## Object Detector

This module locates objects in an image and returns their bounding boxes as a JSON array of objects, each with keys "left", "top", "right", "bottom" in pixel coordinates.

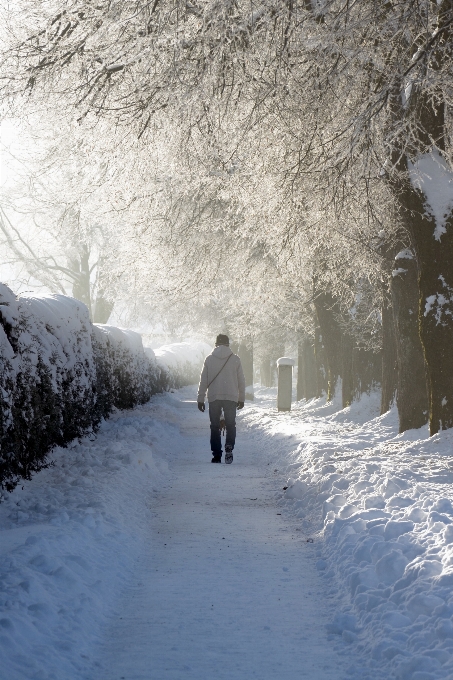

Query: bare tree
[{"left": 0, "top": 118, "right": 117, "bottom": 321}]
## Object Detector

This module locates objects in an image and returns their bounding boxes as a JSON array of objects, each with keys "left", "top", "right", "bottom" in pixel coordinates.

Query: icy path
[{"left": 91, "top": 390, "right": 346, "bottom": 680}]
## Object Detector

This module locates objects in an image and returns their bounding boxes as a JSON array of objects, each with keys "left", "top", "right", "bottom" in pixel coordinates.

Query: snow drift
[{"left": 245, "top": 389, "right": 453, "bottom": 679}]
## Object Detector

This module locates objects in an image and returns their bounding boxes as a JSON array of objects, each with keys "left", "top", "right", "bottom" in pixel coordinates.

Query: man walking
[{"left": 197, "top": 334, "right": 245, "bottom": 464}]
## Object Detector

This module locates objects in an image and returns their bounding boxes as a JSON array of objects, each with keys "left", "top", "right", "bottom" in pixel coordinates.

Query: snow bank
[
  {"left": 0, "top": 284, "right": 207, "bottom": 494},
  {"left": 247, "top": 390, "right": 453, "bottom": 678}
]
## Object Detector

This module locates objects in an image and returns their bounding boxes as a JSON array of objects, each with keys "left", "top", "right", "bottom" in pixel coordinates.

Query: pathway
[{"left": 91, "top": 392, "right": 347, "bottom": 680}]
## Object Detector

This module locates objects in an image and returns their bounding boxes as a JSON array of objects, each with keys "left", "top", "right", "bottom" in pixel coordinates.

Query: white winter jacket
[{"left": 197, "top": 345, "right": 246, "bottom": 404}]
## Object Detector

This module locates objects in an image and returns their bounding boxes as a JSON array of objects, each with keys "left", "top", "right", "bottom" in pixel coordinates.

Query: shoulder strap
[{"left": 207, "top": 352, "right": 233, "bottom": 389}]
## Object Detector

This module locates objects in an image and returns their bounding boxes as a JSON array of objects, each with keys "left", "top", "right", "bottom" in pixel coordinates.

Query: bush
[
  {"left": 0, "top": 286, "right": 97, "bottom": 492},
  {"left": 0, "top": 285, "right": 209, "bottom": 495}
]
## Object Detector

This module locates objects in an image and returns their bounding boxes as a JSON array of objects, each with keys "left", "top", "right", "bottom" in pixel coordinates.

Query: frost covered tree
[
  {"left": 0, "top": 118, "right": 118, "bottom": 322},
  {"left": 2, "top": 0, "right": 453, "bottom": 434}
]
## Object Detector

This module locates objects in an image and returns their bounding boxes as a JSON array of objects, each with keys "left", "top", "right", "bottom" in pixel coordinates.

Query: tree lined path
[
  {"left": 3, "top": 2, "right": 453, "bottom": 437},
  {"left": 90, "top": 393, "right": 346, "bottom": 680}
]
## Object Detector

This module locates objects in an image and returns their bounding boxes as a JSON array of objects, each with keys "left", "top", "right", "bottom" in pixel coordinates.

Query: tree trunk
[
  {"left": 399, "top": 180, "right": 453, "bottom": 434},
  {"left": 93, "top": 296, "right": 114, "bottom": 324},
  {"left": 314, "top": 292, "right": 342, "bottom": 401},
  {"left": 388, "top": 41, "right": 453, "bottom": 433},
  {"left": 93, "top": 259, "right": 114, "bottom": 323},
  {"left": 297, "top": 337, "right": 317, "bottom": 401},
  {"left": 303, "top": 337, "right": 318, "bottom": 399},
  {"left": 341, "top": 334, "right": 354, "bottom": 408},
  {"left": 391, "top": 250, "right": 428, "bottom": 432},
  {"left": 271, "top": 343, "right": 285, "bottom": 387},
  {"left": 313, "top": 325, "right": 327, "bottom": 397},
  {"left": 353, "top": 348, "right": 381, "bottom": 401},
  {"left": 70, "top": 245, "right": 92, "bottom": 318},
  {"left": 297, "top": 340, "right": 305, "bottom": 401},
  {"left": 380, "top": 296, "right": 397, "bottom": 415},
  {"left": 260, "top": 357, "right": 272, "bottom": 387},
  {"left": 238, "top": 340, "right": 254, "bottom": 400}
]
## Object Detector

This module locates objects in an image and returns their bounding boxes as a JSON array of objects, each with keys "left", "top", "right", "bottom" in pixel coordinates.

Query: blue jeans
[{"left": 209, "top": 400, "right": 237, "bottom": 454}]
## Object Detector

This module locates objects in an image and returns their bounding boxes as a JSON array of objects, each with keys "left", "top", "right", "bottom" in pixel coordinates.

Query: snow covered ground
[
  {"left": 0, "top": 403, "right": 169, "bottom": 680},
  {"left": 252, "top": 389, "right": 453, "bottom": 680},
  {"left": 2, "top": 385, "right": 453, "bottom": 679}
]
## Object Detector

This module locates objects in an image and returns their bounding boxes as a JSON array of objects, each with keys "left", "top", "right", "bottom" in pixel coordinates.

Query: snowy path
[
  {"left": 91, "top": 392, "right": 345, "bottom": 680},
  {"left": 5, "top": 385, "right": 453, "bottom": 679}
]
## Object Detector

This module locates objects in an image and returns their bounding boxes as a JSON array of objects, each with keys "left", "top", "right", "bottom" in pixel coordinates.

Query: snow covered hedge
[
  {"left": 92, "top": 325, "right": 160, "bottom": 418},
  {"left": 152, "top": 342, "right": 211, "bottom": 389},
  {"left": 0, "top": 285, "right": 208, "bottom": 494}
]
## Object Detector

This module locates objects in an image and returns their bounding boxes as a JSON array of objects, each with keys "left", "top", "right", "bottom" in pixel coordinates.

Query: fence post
[{"left": 277, "top": 357, "right": 295, "bottom": 411}]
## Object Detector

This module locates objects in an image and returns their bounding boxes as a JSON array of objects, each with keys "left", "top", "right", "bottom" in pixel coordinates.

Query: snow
[
  {"left": 0, "top": 286, "right": 99, "bottom": 492},
  {"left": 3, "top": 383, "right": 453, "bottom": 678},
  {"left": 93, "top": 323, "right": 162, "bottom": 408},
  {"left": 153, "top": 341, "right": 210, "bottom": 372},
  {"left": 247, "top": 389, "right": 453, "bottom": 679},
  {"left": 0, "top": 286, "right": 95, "bottom": 395},
  {"left": 276, "top": 357, "right": 296, "bottom": 367},
  {"left": 0, "top": 387, "right": 346, "bottom": 680},
  {"left": 392, "top": 268, "right": 408, "bottom": 278},
  {"left": 407, "top": 149, "right": 453, "bottom": 241},
  {"left": 402, "top": 79, "right": 413, "bottom": 109},
  {"left": 0, "top": 406, "right": 168, "bottom": 680},
  {"left": 423, "top": 276, "right": 453, "bottom": 325},
  {"left": 395, "top": 250, "right": 414, "bottom": 261}
]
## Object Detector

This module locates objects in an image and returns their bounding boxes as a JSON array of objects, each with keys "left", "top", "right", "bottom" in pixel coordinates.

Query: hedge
[{"left": 0, "top": 284, "right": 208, "bottom": 494}]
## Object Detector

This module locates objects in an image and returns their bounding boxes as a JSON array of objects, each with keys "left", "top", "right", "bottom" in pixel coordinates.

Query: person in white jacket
[{"left": 197, "top": 334, "right": 245, "bottom": 464}]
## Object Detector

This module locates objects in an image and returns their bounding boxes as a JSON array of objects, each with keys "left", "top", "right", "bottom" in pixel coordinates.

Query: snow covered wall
[{"left": 0, "top": 285, "right": 208, "bottom": 494}]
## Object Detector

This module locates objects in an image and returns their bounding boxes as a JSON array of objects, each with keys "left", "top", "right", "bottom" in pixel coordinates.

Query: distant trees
[
  {"left": 2, "top": 1, "right": 453, "bottom": 434},
  {"left": 0, "top": 118, "right": 117, "bottom": 322}
]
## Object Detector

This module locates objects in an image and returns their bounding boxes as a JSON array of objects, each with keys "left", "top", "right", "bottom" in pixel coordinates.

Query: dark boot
[{"left": 225, "top": 445, "right": 233, "bottom": 465}]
